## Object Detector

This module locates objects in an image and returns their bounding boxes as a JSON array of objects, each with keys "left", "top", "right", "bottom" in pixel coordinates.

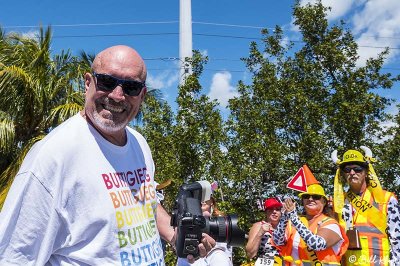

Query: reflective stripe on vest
[
  {"left": 343, "top": 189, "right": 392, "bottom": 266},
  {"left": 280, "top": 214, "right": 348, "bottom": 265}
]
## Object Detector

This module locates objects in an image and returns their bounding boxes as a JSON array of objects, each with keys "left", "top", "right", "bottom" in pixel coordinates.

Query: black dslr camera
[{"left": 170, "top": 181, "right": 245, "bottom": 258}]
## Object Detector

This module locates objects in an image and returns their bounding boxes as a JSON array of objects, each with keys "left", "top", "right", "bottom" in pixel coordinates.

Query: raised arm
[
  {"left": 246, "top": 221, "right": 271, "bottom": 259},
  {"left": 283, "top": 198, "right": 341, "bottom": 251}
]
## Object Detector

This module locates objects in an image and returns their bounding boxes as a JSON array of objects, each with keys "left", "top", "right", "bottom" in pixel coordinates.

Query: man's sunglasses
[
  {"left": 93, "top": 72, "right": 146, "bottom": 96},
  {"left": 342, "top": 166, "right": 365, "bottom": 173},
  {"left": 301, "top": 194, "right": 323, "bottom": 200}
]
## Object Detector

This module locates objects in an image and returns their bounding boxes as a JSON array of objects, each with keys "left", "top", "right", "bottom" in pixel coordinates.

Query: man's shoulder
[
  {"left": 126, "top": 126, "right": 144, "bottom": 139},
  {"left": 22, "top": 114, "right": 87, "bottom": 164},
  {"left": 374, "top": 189, "right": 397, "bottom": 203},
  {"left": 126, "top": 126, "right": 150, "bottom": 147}
]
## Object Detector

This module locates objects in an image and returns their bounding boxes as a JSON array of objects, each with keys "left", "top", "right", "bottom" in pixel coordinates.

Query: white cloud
[
  {"left": 351, "top": 0, "right": 400, "bottom": 66},
  {"left": 290, "top": 0, "right": 356, "bottom": 32},
  {"left": 22, "top": 30, "right": 39, "bottom": 39},
  {"left": 299, "top": 0, "right": 357, "bottom": 20},
  {"left": 294, "top": 1, "right": 400, "bottom": 68},
  {"left": 146, "top": 70, "right": 179, "bottom": 94},
  {"left": 199, "top": 49, "right": 208, "bottom": 57},
  {"left": 208, "top": 71, "right": 238, "bottom": 108},
  {"left": 376, "top": 104, "right": 399, "bottom": 143},
  {"left": 8, "top": 30, "right": 38, "bottom": 39}
]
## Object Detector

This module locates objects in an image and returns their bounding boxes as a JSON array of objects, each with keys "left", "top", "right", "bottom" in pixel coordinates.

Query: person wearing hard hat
[
  {"left": 245, "top": 197, "right": 283, "bottom": 265},
  {"left": 273, "top": 165, "right": 349, "bottom": 266},
  {"left": 331, "top": 147, "right": 400, "bottom": 266}
]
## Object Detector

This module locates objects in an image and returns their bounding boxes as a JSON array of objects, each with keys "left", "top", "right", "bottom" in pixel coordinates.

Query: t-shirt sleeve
[
  {"left": 206, "top": 248, "right": 233, "bottom": 265},
  {"left": 322, "top": 223, "right": 344, "bottom": 255},
  {"left": 0, "top": 172, "right": 64, "bottom": 265}
]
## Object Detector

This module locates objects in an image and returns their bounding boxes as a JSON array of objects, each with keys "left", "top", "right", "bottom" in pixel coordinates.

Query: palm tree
[{"left": 0, "top": 26, "right": 87, "bottom": 207}]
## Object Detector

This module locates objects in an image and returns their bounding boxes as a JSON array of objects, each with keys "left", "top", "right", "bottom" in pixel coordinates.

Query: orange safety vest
[
  {"left": 342, "top": 189, "right": 393, "bottom": 266},
  {"left": 280, "top": 214, "right": 348, "bottom": 266}
]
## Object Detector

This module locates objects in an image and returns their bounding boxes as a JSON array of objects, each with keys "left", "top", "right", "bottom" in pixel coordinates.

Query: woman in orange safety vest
[{"left": 273, "top": 183, "right": 349, "bottom": 266}]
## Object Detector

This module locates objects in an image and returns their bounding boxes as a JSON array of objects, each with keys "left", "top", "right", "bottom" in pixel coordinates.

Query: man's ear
[
  {"left": 84, "top": 73, "right": 92, "bottom": 93},
  {"left": 140, "top": 86, "right": 147, "bottom": 101}
]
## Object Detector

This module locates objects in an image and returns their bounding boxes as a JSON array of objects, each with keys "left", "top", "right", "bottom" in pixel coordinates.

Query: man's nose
[{"left": 108, "top": 84, "right": 125, "bottom": 101}]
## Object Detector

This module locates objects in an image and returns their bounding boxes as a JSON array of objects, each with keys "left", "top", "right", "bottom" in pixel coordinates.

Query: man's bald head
[
  {"left": 92, "top": 45, "right": 147, "bottom": 82},
  {"left": 83, "top": 45, "right": 148, "bottom": 145}
]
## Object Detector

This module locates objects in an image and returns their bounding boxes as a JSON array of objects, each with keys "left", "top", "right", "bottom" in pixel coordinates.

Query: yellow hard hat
[
  {"left": 298, "top": 184, "right": 327, "bottom": 200},
  {"left": 339, "top": 150, "right": 367, "bottom": 166}
]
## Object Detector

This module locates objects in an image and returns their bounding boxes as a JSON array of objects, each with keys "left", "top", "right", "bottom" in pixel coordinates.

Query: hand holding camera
[{"left": 170, "top": 181, "right": 246, "bottom": 258}]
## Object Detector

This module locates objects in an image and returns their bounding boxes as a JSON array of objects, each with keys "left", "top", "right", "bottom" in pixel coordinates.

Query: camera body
[{"left": 170, "top": 181, "right": 245, "bottom": 258}]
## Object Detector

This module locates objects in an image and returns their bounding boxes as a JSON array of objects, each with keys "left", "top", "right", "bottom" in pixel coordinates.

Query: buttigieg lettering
[
  {"left": 110, "top": 185, "right": 156, "bottom": 209},
  {"left": 102, "top": 168, "right": 151, "bottom": 190}
]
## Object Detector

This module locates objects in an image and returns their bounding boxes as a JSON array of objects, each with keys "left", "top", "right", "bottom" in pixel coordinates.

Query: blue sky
[{"left": 1, "top": 0, "right": 400, "bottom": 117}]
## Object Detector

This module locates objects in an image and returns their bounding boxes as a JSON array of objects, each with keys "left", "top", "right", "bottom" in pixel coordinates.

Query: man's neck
[
  {"left": 350, "top": 183, "right": 367, "bottom": 195},
  {"left": 80, "top": 110, "right": 127, "bottom": 146}
]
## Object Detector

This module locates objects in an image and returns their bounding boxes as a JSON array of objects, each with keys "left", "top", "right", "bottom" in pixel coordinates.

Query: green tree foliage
[
  {"left": 0, "top": 27, "right": 87, "bottom": 206},
  {"left": 140, "top": 51, "right": 228, "bottom": 263},
  {"left": 140, "top": 94, "right": 179, "bottom": 206},
  {"left": 173, "top": 51, "right": 227, "bottom": 186},
  {"left": 226, "top": 0, "right": 398, "bottom": 229},
  {"left": 141, "top": 51, "right": 229, "bottom": 207},
  {"left": 376, "top": 105, "right": 400, "bottom": 195}
]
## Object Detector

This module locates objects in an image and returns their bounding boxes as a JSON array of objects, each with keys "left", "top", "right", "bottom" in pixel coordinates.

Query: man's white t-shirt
[
  {"left": 0, "top": 114, "right": 164, "bottom": 265},
  {"left": 176, "top": 242, "right": 232, "bottom": 266}
]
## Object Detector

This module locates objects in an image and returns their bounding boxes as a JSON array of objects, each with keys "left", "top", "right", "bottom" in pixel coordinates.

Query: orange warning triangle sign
[
  {"left": 302, "top": 164, "right": 319, "bottom": 185},
  {"left": 287, "top": 167, "right": 307, "bottom": 192}
]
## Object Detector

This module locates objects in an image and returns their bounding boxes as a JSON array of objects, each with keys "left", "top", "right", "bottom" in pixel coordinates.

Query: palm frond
[
  {"left": 0, "top": 112, "right": 15, "bottom": 153},
  {"left": 46, "top": 103, "right": 83, "bottom": 126},
  {"left": 0, "top": 134, "right": 45, "bottom": 210}
]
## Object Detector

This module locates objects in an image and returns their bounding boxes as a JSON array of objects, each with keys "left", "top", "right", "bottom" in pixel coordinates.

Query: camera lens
[{"left": 206, "top": 214, "right": 245, "bottom": 247}]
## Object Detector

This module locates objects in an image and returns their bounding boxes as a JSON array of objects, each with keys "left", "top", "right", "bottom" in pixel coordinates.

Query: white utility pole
[{"left": 179, "top": 0, "right": 193, "bottom": 85}]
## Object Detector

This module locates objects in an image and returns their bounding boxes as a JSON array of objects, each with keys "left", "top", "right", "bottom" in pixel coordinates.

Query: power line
[
  {"left": 52, "top": 32, "right": 400, "bottom": 50},
  {"left": 4, "top": 22, "right": 400, "bottom": 51},
  {"left": 2, "top": 20, "right": 270, "bottom": 30},
  {"left": 193, "top": 21, "right": 269, "bottom": 30},
  {"left": 145, "top": 58, "right": 400, "bottom": 73},
  {"left": 2, "top": 21, "right": 179, "bottom": 29},
  {"left": 3, "top": 20, "right": 400, "bottom": 41},
  {"left": 145, "top": 57, "right": 400, "bottom": 70},
  {"left": 52, "top": 32, "right": 178, "bottom": 39},
  {"left": 194, "top": 33, "right": 260, "bottom": 40}
]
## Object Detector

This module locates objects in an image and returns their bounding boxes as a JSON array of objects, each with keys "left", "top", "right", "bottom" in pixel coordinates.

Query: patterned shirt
[{"left": 257, "top": 226, "right": 280, "bottom": 259}]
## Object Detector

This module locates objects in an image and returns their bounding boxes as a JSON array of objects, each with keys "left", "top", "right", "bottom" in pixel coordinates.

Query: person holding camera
[
  {"left": 0, "top": 45, "right": 215, "bottom": 265},
  {"left": 273, "top": 168, "right": 349, "bottom": 265},
  {"left": 245, "top": 197, "right": 283, "bottom": 265},
  {"left": 331, "top": 147, "right": 400, "bottom": 265},
  {"left": 177, "top": 196, "right": 233, "bottom": 266}
]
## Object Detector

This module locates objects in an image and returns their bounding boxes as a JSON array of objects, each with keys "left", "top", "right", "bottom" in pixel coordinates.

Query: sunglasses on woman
[
  {"left": 301, "top": 194, "right": 322, "bottom": 200},
  {"left": 342, "top": 166, "right": 365, "bottom": 173},
  {"left": 93, "top": 72, "right": 146, "bottom": 96}
]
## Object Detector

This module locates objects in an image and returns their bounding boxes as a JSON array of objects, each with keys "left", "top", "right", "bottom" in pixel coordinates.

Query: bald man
[{"left": 0, "top": 45, "right": 215, "bottom": 265}]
